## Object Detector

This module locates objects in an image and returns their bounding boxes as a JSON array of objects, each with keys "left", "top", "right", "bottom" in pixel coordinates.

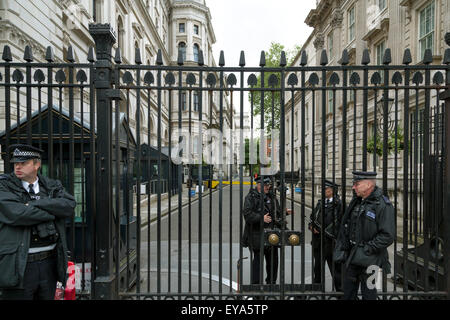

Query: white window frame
[
  {"left": 327, "top": 32, "right": 333, "bottom": 61},
  {"left": 418, "top": 1, "right": 435, "bottom": 59},
  {"left": 328, "top": 90, "right": 334, "bottom": 113},
  {"left": 179, "top": 22, "right": 185, "bottom": 33},
  {"left": 348, "top": 6, "right": 355, "bottom": 42}
]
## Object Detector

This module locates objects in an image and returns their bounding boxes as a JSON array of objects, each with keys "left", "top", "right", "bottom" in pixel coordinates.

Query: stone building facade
[
  {"left": 0, "top": 0, "right": 232, "bottom": 178},
  {"left": 285, "top": 0, "right": 449, "bottom": 183}
]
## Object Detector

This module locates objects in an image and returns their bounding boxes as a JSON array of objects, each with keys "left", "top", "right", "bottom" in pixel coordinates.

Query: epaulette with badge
[{"left": 382, "top": 195, "right": 391, "bottom": 205}]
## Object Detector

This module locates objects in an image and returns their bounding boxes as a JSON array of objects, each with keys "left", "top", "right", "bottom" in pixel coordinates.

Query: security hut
[
  {"left": 0, "top": 105, "right": 138, "bottom": 294},
  {"left": 137, "top": 144, "right": 181, "bottom": 197}
]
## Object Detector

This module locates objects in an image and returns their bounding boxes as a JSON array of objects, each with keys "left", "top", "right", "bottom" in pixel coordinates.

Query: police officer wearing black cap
[
  {"left": 309, "top": 179, "right": 342, "bottom": 291},
  {"left": 242, "top": 174, "right": 292, "bottom": 285},
  {"left": 0, "top": 144, "right": 76, "bottom": 300},
  {"left": 333, "top": 171, "right": 395, "bottom": 300}
]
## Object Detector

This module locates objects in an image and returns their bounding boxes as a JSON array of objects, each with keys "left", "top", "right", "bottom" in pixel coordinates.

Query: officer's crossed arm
[
  {"left": 0, "top": 186, "right": 55, "bottom": 226},
  {"left": 29, "top": 190, "right": 76, "bottom": 219}
]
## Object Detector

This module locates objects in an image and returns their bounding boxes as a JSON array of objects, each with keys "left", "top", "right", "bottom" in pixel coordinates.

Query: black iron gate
[{"left": 1, "top": 23, "right": 450, "bottom": 300}]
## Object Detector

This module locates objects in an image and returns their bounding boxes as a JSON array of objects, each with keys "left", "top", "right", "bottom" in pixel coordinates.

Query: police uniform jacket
[
  {"left": 0, "top": 173, "right": 76, "bottom": 289},
  {"left": 309, "top": 196, "right": 342, "bottom": 241},
  {"left": 333, "top": 186, "right": 394, "bottom": 273},
  {"left": 242, "top": 188, "right": 283, "bottom": 249}
]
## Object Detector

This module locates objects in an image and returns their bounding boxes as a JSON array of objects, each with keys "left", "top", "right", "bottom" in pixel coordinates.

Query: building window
[
  {"left": 178, "top": 42, "right": 186, "bottom": 62},
  {"left": 376, "top": 41, "right": 386, "bottom": 63},
  {"left": 328, "top": 90, "right": 334, "bottom": 113},
  {"left": 181, "top": 91, "right": 187, "bottom": 111},
  {"left": 376, "top": 40, "right": 386, "bottom": 78},
  {"left": 179, "top": 22, "right": 185, "bottom": 33},
  {"left": 194, "top": 92, "right": 199, "bottom": 111},
  {"left": 419, "top": 1, "right": 435, "bottom": 59},
  {"left": 194, "top": 24, "right": 199, "bottom": 35},
  {"left": 379, "top": 0, "right": 387, "bottom": 11},
  {"left": 118, "top": 16, "right": 125, "bottom": 49},
  {"left": 327, "top": 32, "right": 333, "bottom": 61},
  {"left": 348, "top": 6, "right": 355, "bottom": 42},
  {"left": 193, "top": 44, "right": 200, "bottom": 62}
]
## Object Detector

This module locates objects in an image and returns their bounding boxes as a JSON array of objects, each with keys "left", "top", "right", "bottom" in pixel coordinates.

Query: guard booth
[
  {"left": 0, "top": 105, "right": 138, "bottom": 295},
  {"left": 137, "top": 144, "right": 180, "bottom": 196}
]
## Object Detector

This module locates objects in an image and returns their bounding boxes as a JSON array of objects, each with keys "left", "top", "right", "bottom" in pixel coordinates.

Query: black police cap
[
  {"left": 9, "top": 144, "right": 44, "bottom": 163},
  {"left": 324, "top": 179, "right": 339, "bottom": 188},
  {"left": 254, "top": 174, "right": 271, "bottom": 185},
  {"left": 352, "top": 171, "right": 377, "bottom": 183}
]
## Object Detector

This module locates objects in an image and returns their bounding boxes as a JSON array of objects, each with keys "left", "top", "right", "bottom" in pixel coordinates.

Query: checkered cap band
[{"left": 13, "top": 148, "right": 41, "bottom": 159}]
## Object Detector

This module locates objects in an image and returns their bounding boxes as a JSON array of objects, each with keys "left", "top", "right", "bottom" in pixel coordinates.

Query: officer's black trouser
[
  {"left": 251, "top": 246, "right": 279, "bottom": 285},
  {"left": 0, "top": 255, "right": 57, "bottom": 300},
  {"left": 342, "top": 264, "right": 377, "bottom": 300},
  {"left": 312, "top": 235, "right": 342, "bottom": 291}
]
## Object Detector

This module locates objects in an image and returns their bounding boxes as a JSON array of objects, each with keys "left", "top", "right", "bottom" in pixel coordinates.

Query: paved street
[{"left": 132, "top": 182, "right": 344, "bottom": 296}]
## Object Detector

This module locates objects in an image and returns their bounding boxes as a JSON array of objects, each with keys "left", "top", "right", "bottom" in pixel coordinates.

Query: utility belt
[
  {"left": 30, "top": 222, "right": 59, "bottom": 248},
  {"left": 27, "top": 249, "right": 56, "bottom": 263}
]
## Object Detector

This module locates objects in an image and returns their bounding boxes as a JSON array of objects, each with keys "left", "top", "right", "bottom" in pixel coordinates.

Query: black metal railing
[{"left": 1, "top": 24, "right": 450, "bottom": 300}]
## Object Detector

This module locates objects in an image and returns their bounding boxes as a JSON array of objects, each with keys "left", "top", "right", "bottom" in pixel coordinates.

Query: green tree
[
  {"left": 244, "top": 137, "right": 260, "bottom": 175},
  {"left": 367, "top": 127, "right": 405, "bottom": 157},
  {"left": 250, "top": 42, "right": 301, "bottom": 133}
]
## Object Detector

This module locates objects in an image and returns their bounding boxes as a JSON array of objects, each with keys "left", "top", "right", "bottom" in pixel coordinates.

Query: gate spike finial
[
  {"left": 443, "top": 48, "right": 450, "bottom": 65},
  {"left": 340, "top": 49, "right": 349, "bottom": 65},
  {"left": 198, "top": 50, "right": 204, "bottom": 66},
  {"left": 422, "top": 48, "right": 433, "bottom": 64},
  {"left": 382, "top": 48, "right": 392, "bottom": 65},
  {"left": 320, "top": 49, "right": 328, "bottom": 66},
  {"left": 279, "top": 51, "right": 287, "bottom": 67},
  {"left": 114, "top": 47, "right": 122, "bottom": 64},
  {"left": 402, "top": 48, "right": 412, "bottom": 65},
  {"left": 361, "top": 49, "right": 370, "bottom": 65},
  {"left": 135, "top": 47, "right": 142, "bottom": 64},
  {"left": 239, "top": 51, "right": 245, "bottom": 67},
  {"left": 300, "top": 50, "right": 307, "bottom": 66},
  {"left": 219, "top": 50, "right": 225, "bottom": 66},
  {"left": 2, "top": 45, "right": 12, "bottom": 62},
  {"left": 67, "top": 45, "right": 75, "bottom": 62},
  {"left": 87, "top": 47, "right": 95, "bottom": 63},
  {"left": 24, "top": 45, "right": 33, "bottom": 62},
  {"left": 45, "top": 46, "right": 54, "bottom": 62},
  {"left": 156, "top": 49, "right": 163, "bottom": 65},
  {"left": 259, "top": 50, "right": 266, "bottom": 67}
]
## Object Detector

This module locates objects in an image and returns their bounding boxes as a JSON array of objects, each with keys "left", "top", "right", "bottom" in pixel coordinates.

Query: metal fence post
[
  {"left": 89, "top": 23, "right": 117, "bottom": 299},
  {"left": 440, "top": 32, "right": 450, "bottom": 299}
]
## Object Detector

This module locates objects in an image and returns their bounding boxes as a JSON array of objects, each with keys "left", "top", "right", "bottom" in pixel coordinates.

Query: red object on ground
[{"left": 64, "top": 261, "right": 76, "bottom": 300}]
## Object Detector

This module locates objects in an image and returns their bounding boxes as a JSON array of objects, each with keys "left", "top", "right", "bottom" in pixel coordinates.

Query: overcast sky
[{"left": 205, "top": 0, "right": 316, "bottom": 68}]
